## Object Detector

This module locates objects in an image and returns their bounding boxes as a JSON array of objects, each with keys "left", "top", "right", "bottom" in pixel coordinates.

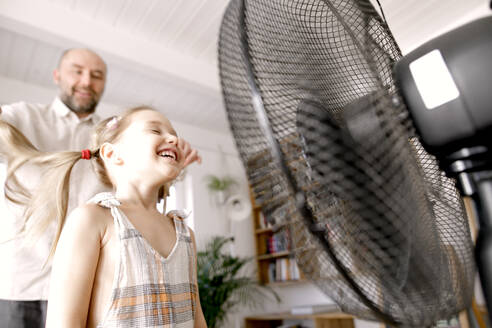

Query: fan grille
[{"left": 218, "top": 0, "right": 475, "bottom": 326}]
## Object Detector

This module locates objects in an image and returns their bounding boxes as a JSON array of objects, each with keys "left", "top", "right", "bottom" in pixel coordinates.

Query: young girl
[{"left": 0, "top": 106, "right": 207, "bottom": 327}]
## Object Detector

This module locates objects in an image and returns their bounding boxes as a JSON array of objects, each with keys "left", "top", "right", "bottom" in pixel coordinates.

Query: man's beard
[{"left": 60, "top": 90, "right": 98, "bottom": 115}]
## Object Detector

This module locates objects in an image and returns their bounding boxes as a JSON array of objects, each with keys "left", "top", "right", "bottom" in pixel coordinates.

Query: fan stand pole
[
  {"left": 446, "top": 146, "right": 492, "bottom": 323},
  {"left": 473, "top": 176, "right": 492, "bottom": 322}
]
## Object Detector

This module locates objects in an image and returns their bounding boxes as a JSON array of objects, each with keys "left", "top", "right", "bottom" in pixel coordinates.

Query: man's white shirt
[{"left": 0, "top": 97, "right": 106, "bottom": 300}]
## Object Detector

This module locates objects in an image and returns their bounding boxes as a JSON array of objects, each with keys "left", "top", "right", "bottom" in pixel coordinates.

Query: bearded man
[{"left": 0, "top": 48, "right": 108, "bottom": 328}]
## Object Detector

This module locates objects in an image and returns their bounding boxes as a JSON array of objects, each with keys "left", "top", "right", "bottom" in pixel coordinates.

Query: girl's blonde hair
[{"left": 0, "top": 105, "right": 170, "bottom": 258}]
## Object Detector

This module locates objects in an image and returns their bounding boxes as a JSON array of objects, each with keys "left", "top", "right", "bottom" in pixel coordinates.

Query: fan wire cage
[{"left": 218, "top": 0, "right": 476, "bottom": 326}]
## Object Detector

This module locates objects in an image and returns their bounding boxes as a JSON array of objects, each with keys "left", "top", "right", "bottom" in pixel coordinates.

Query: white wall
[{"left": 372, "top": 0, "right": 489, "bottom": 55}]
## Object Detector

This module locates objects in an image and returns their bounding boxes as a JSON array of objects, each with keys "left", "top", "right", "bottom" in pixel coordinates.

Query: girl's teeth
[{"left": 159, "top": 151, "right": 175, "bottom": 159}]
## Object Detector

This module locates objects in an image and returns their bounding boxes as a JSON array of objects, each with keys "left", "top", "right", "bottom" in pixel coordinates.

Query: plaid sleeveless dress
[{"left": 90, "top": 193, "right": 197, "bottom": 328}]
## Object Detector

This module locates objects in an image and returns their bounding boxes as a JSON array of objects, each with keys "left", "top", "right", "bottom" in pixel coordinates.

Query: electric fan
[{"left": 218, "top": 0, "right": 477, "bottom": 326}]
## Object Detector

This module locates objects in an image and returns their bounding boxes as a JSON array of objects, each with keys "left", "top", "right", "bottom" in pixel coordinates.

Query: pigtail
[
  {"left": 0, "top": 105, "right": 161, "bottom": 260},
  {"left": 0, "top": 120, "right": 91, "bottom": 258},
  {"left": 21, "top": 150, "right": 86, "bottom": 259},
  {"left": 0, "top": 120, "right": 40, "bottom": 205}
]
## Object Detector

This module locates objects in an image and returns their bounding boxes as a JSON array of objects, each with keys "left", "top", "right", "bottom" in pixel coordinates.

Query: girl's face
[{"left": 114, "top": 109, "right": 184, "bottom": 185}]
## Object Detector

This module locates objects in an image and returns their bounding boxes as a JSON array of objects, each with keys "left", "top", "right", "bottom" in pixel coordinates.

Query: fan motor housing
[{"left": 395, "top": 16, "right": 492, "bottom": 157}]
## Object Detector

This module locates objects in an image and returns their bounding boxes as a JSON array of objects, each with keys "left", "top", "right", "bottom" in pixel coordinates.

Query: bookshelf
[
  {"left": 250, "top": 191, "right": 304, "bottom": 285},
  {"left": 244, "top": 311, "right": 354, "bottom": 328}
]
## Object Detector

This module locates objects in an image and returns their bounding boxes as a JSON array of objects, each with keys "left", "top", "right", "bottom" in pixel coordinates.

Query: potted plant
[
  {"left": 197, "top": 236, "right": 280, "bottom": 328},
  {"left": 204, "top": 175, "right": 238, "bottom": 204}
]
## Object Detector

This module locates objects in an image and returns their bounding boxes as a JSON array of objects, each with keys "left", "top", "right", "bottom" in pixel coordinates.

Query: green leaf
[
  {"left": 197, "top": 236, "right": 280, "bottom": 328},
  {"left": 204, "top": 175, "right": 238, "bottom": 191}
]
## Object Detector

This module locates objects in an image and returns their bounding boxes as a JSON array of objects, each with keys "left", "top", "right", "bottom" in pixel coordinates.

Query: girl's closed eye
[{"left": 151, "top": 128, "right": 161, "bottom": 135}]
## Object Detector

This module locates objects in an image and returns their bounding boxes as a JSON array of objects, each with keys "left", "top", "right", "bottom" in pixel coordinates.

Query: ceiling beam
[{"left": 0, "top": 0, "right": 221, "bottom": 92}]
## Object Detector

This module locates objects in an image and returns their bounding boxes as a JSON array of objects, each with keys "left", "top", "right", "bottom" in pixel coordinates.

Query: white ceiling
[{"left": 0, "top": 0, "right": 489, "bottom": 134}]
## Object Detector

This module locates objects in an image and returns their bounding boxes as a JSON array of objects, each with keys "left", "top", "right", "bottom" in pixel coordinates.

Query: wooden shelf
[
  {"left": 257, "top": 251, "right": 291, "bottom": 260},
  {"left": 266, "top": 279, "right": 307, "bottom": 287},
  {"left": 255, "top": 221, "right": 290, "bottom": 234},
  {"left": 250, "top": 186, "right": 302, "bottom": 285},
  {"left": 245, "top": 311, "right": 354, "bottom": 328},
  {"left": 255, "top": 227, "right": 273, "bottom": 234}
]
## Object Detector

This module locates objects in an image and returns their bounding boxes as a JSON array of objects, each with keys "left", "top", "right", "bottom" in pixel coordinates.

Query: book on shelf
[
  {"left": 258, "top": 211, "right": 272, "bottom": 229},
  {"left": 276, "top": 257, "right": 287, "bottom": 281},
  {"left": 290, "top": 303, "right": 340, "bottom": 315},
  {"left": 265, "top": 228, "right": 291, "bottom": 254},
  {"left": 268, "top": 257, "right": 301, "bottom": 283},
  {"left": 290, "top": 257, "right": 300, "bottom": 280},
  {"left": 268, "top": 262, "right": 276, "bottom": 283}
]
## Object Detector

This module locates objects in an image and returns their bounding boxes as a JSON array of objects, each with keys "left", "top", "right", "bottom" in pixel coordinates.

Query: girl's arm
[
  {"left": 190, "top": 229, "right": 208, "bottom": 328},
  {"left": 45, "top": 204, "right": 107, "bottom": 328}
]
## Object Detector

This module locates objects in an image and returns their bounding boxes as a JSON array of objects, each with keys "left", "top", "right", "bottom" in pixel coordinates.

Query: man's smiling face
[{"left": 53, "top": 49, "right": 107, "bottom": 118}]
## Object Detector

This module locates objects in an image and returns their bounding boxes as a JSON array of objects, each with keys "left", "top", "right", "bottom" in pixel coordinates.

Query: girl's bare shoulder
[
  {"left": 64, "top": 203, "right": 114, "bottom": 240},
  {"left": 71, "top": 203, "right": 112, "bottom": 221}
]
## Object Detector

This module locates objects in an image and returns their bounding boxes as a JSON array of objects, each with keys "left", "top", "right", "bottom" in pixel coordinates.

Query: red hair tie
[{"left": 81, "top": 149, "right": 91, "bottom": 160}]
